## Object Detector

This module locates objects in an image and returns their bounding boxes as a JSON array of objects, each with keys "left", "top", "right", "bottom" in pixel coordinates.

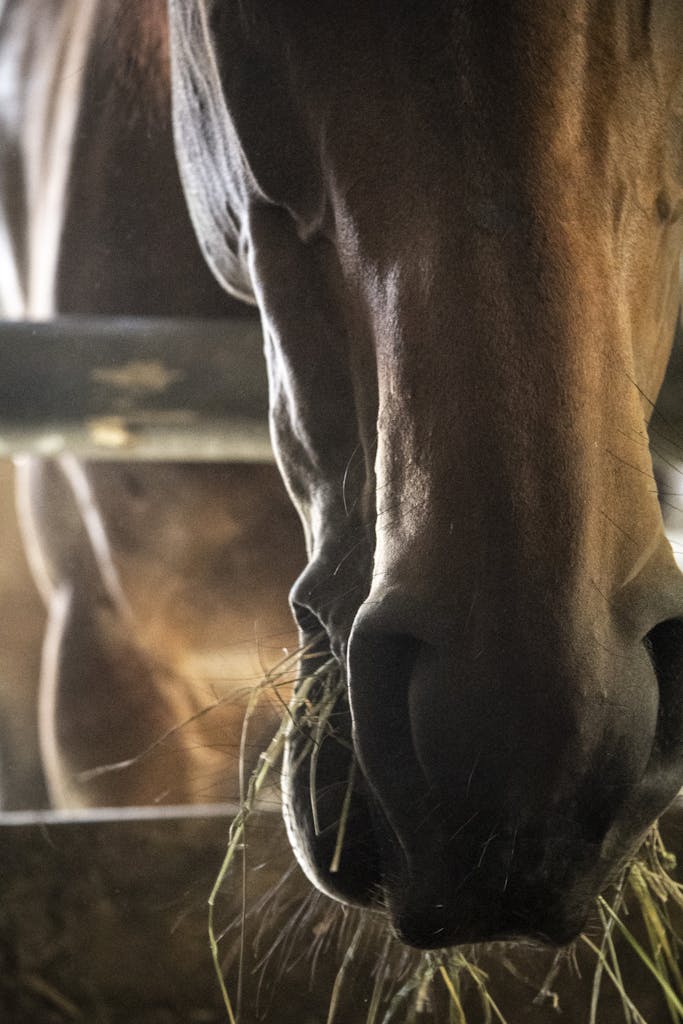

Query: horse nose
[
  {"left": 346, "top": 590, "right": 683, "bottom": 945},
  {"left": 347, "top": 589, "right": 597, "bottom": 811}
]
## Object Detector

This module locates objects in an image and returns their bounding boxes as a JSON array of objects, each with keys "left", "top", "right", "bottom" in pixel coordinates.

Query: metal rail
[
  {"left": 0, "top": 315, "right": 680, "bottom": 461},
  {"left": 0, "top": 803, "right": 241, "bottom": 825},
  {"left": 0, "top": 316, "right": 273, "bottom": 460}
]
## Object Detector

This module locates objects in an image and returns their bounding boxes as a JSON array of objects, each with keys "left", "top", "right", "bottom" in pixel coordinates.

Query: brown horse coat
[{"left": 169, "top": 0, "right": 683, "bottom": 946}]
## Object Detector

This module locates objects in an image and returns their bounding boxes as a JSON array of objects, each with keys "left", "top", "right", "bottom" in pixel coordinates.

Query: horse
[
  {"left": 0, "top": 0, "right": 303, "bottom": 808},
  {"left": 167, "top": 1, "right": 683, "bottom": 950}
]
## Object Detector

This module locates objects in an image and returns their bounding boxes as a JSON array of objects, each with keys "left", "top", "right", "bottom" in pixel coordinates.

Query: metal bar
[
  {"left": 0, "top": 315, "right": 680, "bottom": 461},
  {"left": 0, "top": 316, "right": 274, "bottom": 460},
  {"left": 0, "top": 803, "right": 241, "bottom": 825}
]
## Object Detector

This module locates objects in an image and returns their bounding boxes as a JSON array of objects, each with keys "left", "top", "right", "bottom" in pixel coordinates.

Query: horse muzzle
[{"left": 282, "top": 590, "right": 683, "bottom": 950}]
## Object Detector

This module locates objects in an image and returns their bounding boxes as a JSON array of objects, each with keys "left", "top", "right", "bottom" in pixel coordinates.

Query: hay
[{"left": 209, "top": 655, "right": 683, "bottom": 1023}]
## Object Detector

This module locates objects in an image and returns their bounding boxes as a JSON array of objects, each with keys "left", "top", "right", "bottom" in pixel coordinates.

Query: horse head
[{"left": 169, "top": 0, "right": 683, "bottom": 948}]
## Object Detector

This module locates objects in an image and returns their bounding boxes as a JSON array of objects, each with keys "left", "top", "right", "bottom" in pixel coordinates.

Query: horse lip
[
  {"left": 281, "top": 653, "right": 386, "bottom": 907},
  {"left": 363, "top": 784, "right": 616, "bottom": 950},
  {"left": 384, "top": 846, "right": 597, "bottom": 950},
  {"left": 388, "top": 892, "right": 589, "bottom": 950}
]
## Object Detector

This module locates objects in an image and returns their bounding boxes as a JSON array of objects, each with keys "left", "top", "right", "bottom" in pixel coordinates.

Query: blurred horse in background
[{"left": 0, "top": 0, "right": 303, "bottom": 808}]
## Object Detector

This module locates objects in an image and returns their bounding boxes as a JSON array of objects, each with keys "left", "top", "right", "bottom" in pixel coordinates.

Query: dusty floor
[
  {"left": 0, "top": 808, "right": 680, "bottom": 1023},
  {"left": 0, "top": 812, "right": 334, "bottom": 1023}
]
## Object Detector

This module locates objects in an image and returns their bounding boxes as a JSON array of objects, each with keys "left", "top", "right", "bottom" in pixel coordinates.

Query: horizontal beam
[
  {"left": 0, "top": 802, "right": 242, "bottom": 825},
  {"left": 0, "top": 315, "right": 680, "bottom": 462},
  {"left": 0, "top": 316, "right": 274, "bottom": 460}
]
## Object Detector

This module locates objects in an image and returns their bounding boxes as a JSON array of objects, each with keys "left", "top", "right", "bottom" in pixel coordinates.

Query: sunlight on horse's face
[{"left": 170, "top": 0, "right": 683, "bottom": 947}]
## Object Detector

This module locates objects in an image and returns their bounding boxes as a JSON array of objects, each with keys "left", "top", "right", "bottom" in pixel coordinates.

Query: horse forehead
[{"left": 199, "top": 3, "right": 683, "bottom": 225}]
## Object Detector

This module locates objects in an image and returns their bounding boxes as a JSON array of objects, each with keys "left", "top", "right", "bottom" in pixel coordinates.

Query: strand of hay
[{"left": 207, "top": 647, "right": 335, "bottom": 1022}]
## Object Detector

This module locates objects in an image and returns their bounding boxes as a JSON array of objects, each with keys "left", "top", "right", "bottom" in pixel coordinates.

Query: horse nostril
[
  {"left": 644, "top": 616, "right": 683, "bottom": 756},
  {"left": 290, "top": 563, "right": 335, "bottom": 652},
  {"left": 290, "top": 556, "right": 370, "bottom": 662},
  {"left": 291, "top": 598, "right": 323, "bottom": 637},
  {"left": 348, "top": 619, "right": 423, "bottom": 732},
  {"left": 349, "top": 627, "right": 421, "bottom": 684},
  {"left": 347, "top": 615, "right": 430, "bottom": 825}
]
